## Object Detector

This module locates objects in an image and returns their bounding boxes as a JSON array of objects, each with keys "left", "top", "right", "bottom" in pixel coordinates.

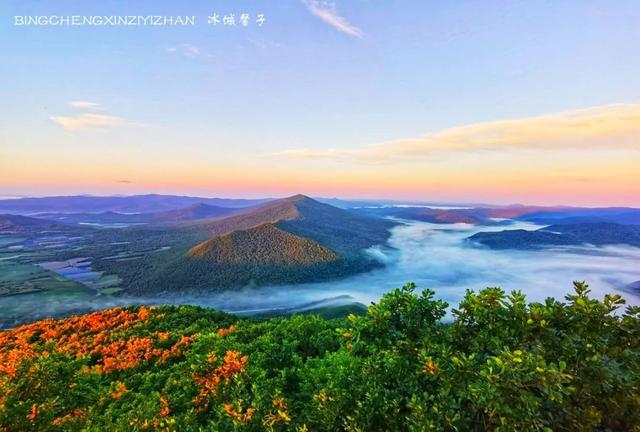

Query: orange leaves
[
  {"left": 98, "top": 337, "right": 158, "bottom": 373},
  {"left": 193, "top": 350, "right": 248, "bottom": 409},
  {"left": 217, "top": 351, "right": 248, "bottom": 380},
  {"left": 422, "top": 360, "right": 439, "bottom": 376},
  {"left": 155, "top": 332, "right": 170, "bottom": 341},
  {"left": 224, "top": 402, "right": 255, "bottom": 423},
  {"left": 0, "top": 307, "right": 156, "bottom": 378},
  {"left": 216, "top": 324, "right": 237, "bottom": 338},
  {"left": 0, "top": 306, "right": 199, "bottom": 381},
  {"left": 27, "top": 403, "right": 38, "bottom": 421},
  {"left": 126, "top": 396, "right": 171, "bottom": 432},
  {"left": 137, "top": 306, "right": 151, "bottom": 321},
  {"left": 272, "top": 398, "right": 287, "bottom": 410},
  {"left": 264, "top": 397, "right": 292, "bottom": 428},
  {"left": 160, "top": 334, "right": 196, "bottom": 364},
  {"left": 0, "top": 340, "right": 35, "bottom": 377},
  {"left": 51, "top": 409, "right": 85, "bottom": 427},
  {"left": 111, "top": 381, "right": 128, "bottom": 399},
  {"left": 159, "top": 396, "right": 170, "bottom": 417}
]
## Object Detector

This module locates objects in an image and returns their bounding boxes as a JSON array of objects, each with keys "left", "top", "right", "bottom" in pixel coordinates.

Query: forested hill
[
  {"left": 0, "top": 214, "right": 62, "bottom": 232},
  {"left": 188, "top": 223, "right": 340, "bottom": 265},
  {"left": 185, "top": 194, "right": 395, "bottom": 255},
  {"left": 99, "top": 195, "right": 394, "bottom": 294},
  {"left": 1, "top": 282, "right": 638, "bottom": 431},
  {"left": 469, "top": 222, "right": 640, "bottom": 249}
]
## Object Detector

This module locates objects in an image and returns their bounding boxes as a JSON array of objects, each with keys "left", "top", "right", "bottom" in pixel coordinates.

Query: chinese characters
[{"left": 207, "top": 13, "right": 265, "bottom": 27}]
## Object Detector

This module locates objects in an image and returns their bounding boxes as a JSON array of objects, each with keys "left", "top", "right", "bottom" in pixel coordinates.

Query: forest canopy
[{"left": 1, "top": 282, "right": 639, "bottom": 431}]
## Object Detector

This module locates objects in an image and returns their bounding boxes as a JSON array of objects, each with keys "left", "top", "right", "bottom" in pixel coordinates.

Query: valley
[{"left": 1, "top": 194, "right": 639, "bottom": 328}]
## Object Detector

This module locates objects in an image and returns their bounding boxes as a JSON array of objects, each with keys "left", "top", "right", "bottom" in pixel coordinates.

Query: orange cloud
[
  {"left": 50, "top": 113, "right": 124, "bottom": 131},
  {"left": 278, "top": 103, "right": 640, "bottom": 162}
]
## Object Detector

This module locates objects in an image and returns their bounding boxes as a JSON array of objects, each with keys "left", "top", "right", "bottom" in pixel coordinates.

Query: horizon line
[{"left": 0, "top": 192, "right": 638, "bottom": 209}]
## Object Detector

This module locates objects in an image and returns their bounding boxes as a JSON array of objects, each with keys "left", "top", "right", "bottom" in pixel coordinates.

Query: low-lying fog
[{"left": 3, "top": 219, "right": 640, "bottom": 326}]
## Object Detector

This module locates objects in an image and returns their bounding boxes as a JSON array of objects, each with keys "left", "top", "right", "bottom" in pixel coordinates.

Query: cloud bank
[{"left": 279, "top": 103, "right": 640, "bottom": 162}]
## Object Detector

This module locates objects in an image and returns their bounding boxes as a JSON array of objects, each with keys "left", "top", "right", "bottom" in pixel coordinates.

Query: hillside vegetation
[
  {"left": 108, "top": 195, "right": 393, "bottom": 294},
  {"left": 0, "top": 214, "right": 61, "bottom": 233},
  {"left": 184, "top": 194, "right": 394, "bottom": 255},
  {"left": 189, "top": 224, "right": 339, "bottom": 265},
  {"left": 1, "top": 282, "right": 639, "bottom": 431}
]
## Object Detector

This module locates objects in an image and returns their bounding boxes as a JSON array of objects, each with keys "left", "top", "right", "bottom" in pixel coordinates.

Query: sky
[{"left": 0, "top": 0, "right": 639, "bottom": 205}]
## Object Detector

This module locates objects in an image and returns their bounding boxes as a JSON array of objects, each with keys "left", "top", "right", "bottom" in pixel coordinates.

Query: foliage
[
  {"left": 1, "top": 282, "right": 639, "bottom": 431},
  {"left": 188, "top": 224, "right": 340, "bottom": 265}
]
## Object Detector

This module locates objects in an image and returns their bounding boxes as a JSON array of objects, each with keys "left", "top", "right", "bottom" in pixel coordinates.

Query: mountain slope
[
  {"left": 188, "top": 194, "right": 395, "bottom": 255},
  {"left": 184, "top": 195, "right": 302, "bottom": 235},
  {"left": 0, "top": 214, "right": 61, "bottom": 233},
  {"left": 150, "top": 203, "right": 240, "bottom": 222},
  {"left": 188, "top": 223, "right": 339, "bottom": 265},
  {"left": 113, "top": 196, "right": 394, "bottom": 294},
  {"left": 2, "top": 285, "right": 639, "bottom": 431},
  {"left": 469, "top": 222, "right": 640, "bottom": 249}
]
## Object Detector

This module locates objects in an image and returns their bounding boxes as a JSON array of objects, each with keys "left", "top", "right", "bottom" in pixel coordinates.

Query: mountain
[
  {"left": 188, "top": 194, "right": 395, "bottom": 255},
  {"left": 625, "top": 281, "right": 640, "bottom": 294},
  {"left": 354, "top": 205, "right": 640, "bottom": 226},
  {"left": 115, "top": 195, "right": 395, "bottom": 294},
  {"left": 352, "top": 205, "right": 568, "bottom": 225},
  {"left": 185, "top": 195, "right": 302, "bottom": 235},
  {"left": 32, "top": 203, "right": 242, "bottom": 225},
  {"left": 32, "top": 211, "right": 148, "bottom": 224},
  {"left": 151, "top": 203, "right": 240, "bottom": 222},
  {"left": 188, "top": 223, "right": 339, "bottom": 265},
  {"left": 517, "top": 208, "right": 640, "bottom": 225},
  {"left": 0, "top": 194, "right": 270, "bottom": 214},
  {"left": 468, "top": 222, "right": 640, "bottom": 249},
  {"left": 0, "top": 214, "right": 61, "bottom": 233}
]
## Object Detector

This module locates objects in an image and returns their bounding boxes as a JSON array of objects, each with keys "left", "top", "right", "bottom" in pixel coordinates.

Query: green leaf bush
[{"left": 1, "top": 282, "right": 639, "bottom": 431}]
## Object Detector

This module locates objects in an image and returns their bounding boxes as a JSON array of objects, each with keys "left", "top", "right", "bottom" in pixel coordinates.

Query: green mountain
[
  {"left": 102, "top": 195, "right": 394, "bottom": 294},
  {"left": 188, "top": 223, "right": 339, "bottom": 265},
  {"left": 184, "top": 194, "right": 395, "bottom": 258}
]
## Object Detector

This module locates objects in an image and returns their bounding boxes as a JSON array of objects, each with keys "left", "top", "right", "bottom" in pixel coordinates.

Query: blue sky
[{"left": 1, "top": 1, "right": 639, "bottom": 204}]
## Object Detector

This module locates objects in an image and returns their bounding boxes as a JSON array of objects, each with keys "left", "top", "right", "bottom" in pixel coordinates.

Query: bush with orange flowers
[{"left": 1, "top": 283, "right": 640, "bottom": 431}]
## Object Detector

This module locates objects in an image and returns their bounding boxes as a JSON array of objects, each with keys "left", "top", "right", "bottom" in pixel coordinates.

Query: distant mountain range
[
  {"left": 354, "top": 205, "right": 640, "bottom": 226},
  {"left": 517, "top": 208, "right": 640, "bottom": 225},
  {"left": 468, "top": 222, "right": 640, "bottom": 249},
  {"left": 3, "top": 194, "right": 638, "bottom": 227},
  {"left": 0, "top": 194, "right": 270, "bottom": 214},
  {"left": 2, "top": 193, "right": 640, "bottom": 297},
  {"left": 33, "top": 203, "right": 243, "bottom": 225}
]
